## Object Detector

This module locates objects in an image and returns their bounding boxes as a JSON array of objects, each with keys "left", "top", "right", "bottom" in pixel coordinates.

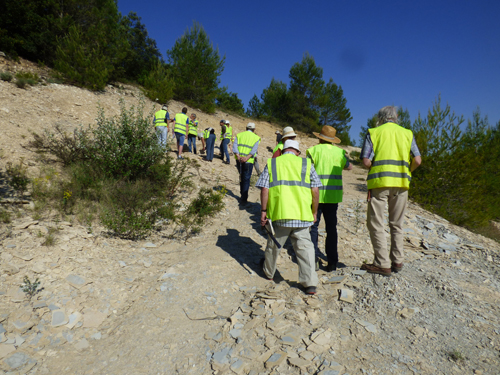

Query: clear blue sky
[{"left": 118, "top": 0, "right": 500, "bottom": 144}]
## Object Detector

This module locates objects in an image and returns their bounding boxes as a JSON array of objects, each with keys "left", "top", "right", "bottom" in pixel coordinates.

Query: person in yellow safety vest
[
  {"left": 219, "top": 120, "right": 231, "bottom": 164},
  {"left": 201, "top": 127, "right": 210, "bottom": 153},
  {"left": 255, "top": 139, "right": 321, "bottom": 295},
  {"left": 218, "top": 119, "right": 226, "bottom": 159},
  {"left": 307, "top": 125, "right": 353, "bottom": 272},
  {"left": 172, "top": 107, "right": 190, "bottom": 159},
  {"left": 187, "top": 113, "right": 199, "bottom": 154},
  {"left": 153, "top": 104, "right": 171, "bottom": 149},
  {"left": 233, "top": 122, "right": 260, "bottom": 204},
  {"left": 272, "top": 126, "right": 297, "bottom": 158},
  {"left": 202, "top": 127, "right": 216, "bottom": 161},
  {"left": 360, "top": 105, "right": 422, "bottom": 277},
  {"left": 225, "top": 120, "right": 234, "bottom": 157}
]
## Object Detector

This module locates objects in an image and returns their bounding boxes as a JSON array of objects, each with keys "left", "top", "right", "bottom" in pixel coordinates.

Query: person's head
[
  {"left": 275, "top": 131, "right": 280, "bottom": 135},
  {"left": 282, "top": 126, "right": 297, "bottom": 142},
  {"left": 283, "top": 140, "right": 301, "bottom": 155},
  {"left": 313, "top": 125, "right": 341, "bottom": 144},
  {"left": 226, "top": 120, "right": 231, "bottom": 126},
  {"left": 377, "top": 106, "right": 398, "bottom": 126},
  {"left": 162, "top": 104, "right": 168, "bottom": 111},
  {"left": 190, "top": 113, "right": 196, "bottom": 120},
  {"left": 209, "top": 127, "right": 215, "bottom": 134},
  {"left": 182, "top": 107, "right": 188, "bottom": 114},
  {"left": 246, "top": 122, "right": 256, "bottom": 132},
  {"left": 220, "top": 119, "right": 225, "bottom": 126}
]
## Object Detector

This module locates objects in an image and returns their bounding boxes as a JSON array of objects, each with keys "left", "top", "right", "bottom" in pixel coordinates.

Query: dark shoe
[
  {"left": 305, "top": 286, "right": 317, "bottom": 295},
  {"left": 326, "top": 263, "right": 337, "bottom": 272},
  {"left": 391, "top": 262, "right": 403, "bottom": 273},
  {"left": 223, "top": 161, "right": 230, "bottom": 165},
  {"left": 360, "top": 263, "right": 391, "bottom": 277}
]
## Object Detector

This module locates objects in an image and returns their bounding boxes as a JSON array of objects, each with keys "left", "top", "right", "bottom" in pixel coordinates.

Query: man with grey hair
[{"left": 360, "top": 105, "right": 422, "bottom": 276}]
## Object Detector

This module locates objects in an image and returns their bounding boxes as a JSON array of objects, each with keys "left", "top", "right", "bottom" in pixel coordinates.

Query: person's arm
[
  {"left": 311, "top": 187, "right": 319, "bottom": 223},
  {"left": 232, "top": 137, "right": 239, "bottom": 155},
  {"left": 260, "top": 187, "right": 269, "bottom": 226},
  {"left": 410, "top": 155, "right": 422, "bottom": 172},
  {"left": 344, "top": 156, "right": 353, "bottom": 170},
  {"left": 362, "top": 158, "right": 372, "bottom": 169},
  {"left": 186, "top": 118, "right": 189, "bottom": 135}
]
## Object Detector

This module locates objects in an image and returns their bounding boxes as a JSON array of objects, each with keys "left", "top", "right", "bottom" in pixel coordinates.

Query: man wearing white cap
[
  {"left": 255, "top": 139, "right": 321, "bottom": 295},
  {"left": 233, "top": 123, "right": 261, "bottom": 204},
  {"left": 307, "top": 125, "right": 353, "bottom": 272}
]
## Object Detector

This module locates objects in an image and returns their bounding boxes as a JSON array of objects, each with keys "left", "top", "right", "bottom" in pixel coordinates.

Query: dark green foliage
[
  {"left": 1, "top": 72, "right": 13, "bottom": 82},
  {"left": 142, "top": 59, "right": 175, "bottom": 104},
  {"left": 6, "top": 160, "right": 30, "bottom": 194},
  {"left": 246, "top": 94, "right": 263, "bottom": 118},
  {"left": 177, "top": 186, "right": 226, "bottom": 242},
  {"left": 120, "top": 12, "right": 163, "bottom": 83},
  {"left": 258, "top": 53, "right": 352, "bottom": 136},
  {"left": 167, "top": 22, "right": 225, "bottom": 113},
  {"left": 409, "top": 98, "right": 499, "bottom": 237},
  {"left": 216, "top": 87, "right": 245, "bottom": 115}
]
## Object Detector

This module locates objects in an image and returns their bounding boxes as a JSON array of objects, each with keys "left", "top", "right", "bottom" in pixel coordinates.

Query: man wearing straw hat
[
  {"left": 307, "top": 126, "right": 353, "bottom": 272},
  {"left": 272, "top": 126, "right": 297, "bottom": 158}
]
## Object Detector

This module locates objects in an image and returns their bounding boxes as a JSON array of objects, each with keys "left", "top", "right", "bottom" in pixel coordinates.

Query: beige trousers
[
  {"left": 263, "top": 226, "right": 318, "bottom": 287},
  {"left": 367, "top": 187, "right": 408, "bottom": 268}
]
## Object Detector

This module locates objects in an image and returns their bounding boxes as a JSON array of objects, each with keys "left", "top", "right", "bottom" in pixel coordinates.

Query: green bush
[
  {"left": 1, "top": 72, "right": 13, "bottom": 82},
  {"left": 15, "top": 71, "right": 39, "bottom": 83},
  {"left": 15, "top": 77, "right": 28, "bottom": 89},
  {"left": 0, "top": 208, "right": 11, "bottom": 224},
  {"left": 6, "top": 160, "right": 30, "bottom": 194}
]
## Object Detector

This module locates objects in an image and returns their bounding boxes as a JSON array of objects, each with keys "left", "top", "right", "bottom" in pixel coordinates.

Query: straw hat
[
  {"left": 282, "top": 126, "right": 297, "bottom": 138},
  {"left": 313, "top": 125, "right": 341, "bottom": 144}
]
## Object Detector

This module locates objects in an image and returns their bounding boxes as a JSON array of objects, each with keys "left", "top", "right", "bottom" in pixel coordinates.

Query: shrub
[
  {"left": 15, "top": 77, "right": 28, "bottom": 89},
  {"left": 1, "top": 72, "right": 13, "bottom": 82},
  {"left": 0, "top": 208, "right": 11, "bottom": 224},
  {"left": 6, "top": 160, "right": 30, "bottom": 195}
]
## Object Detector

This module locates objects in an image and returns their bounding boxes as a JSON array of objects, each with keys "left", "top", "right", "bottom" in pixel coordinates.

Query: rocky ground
[{"left": 0, "top": 57, "right": 499, "bottom": 374}]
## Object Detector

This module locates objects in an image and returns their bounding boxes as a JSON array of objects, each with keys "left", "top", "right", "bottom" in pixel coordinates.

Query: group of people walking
[{"left": 155, "top": 104, "right": 422, "bottom": 296}]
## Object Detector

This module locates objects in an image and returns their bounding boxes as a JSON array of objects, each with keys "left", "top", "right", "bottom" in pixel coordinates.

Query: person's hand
[
  {"left": 313, "top": 212, "right": 317, "bottom": 223},
  {"left": 260, "top": 212, "right": 268, "bottom": 227}
]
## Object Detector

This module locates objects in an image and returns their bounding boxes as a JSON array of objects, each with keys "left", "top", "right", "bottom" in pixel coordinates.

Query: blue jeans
[
  {"left": 187, "top": 134, "right": 197, "bottom": 154},
  {"left": 175, "top": 132, "right": 185, "bottom": 146},
  {"left": 236, "top": 161, "right": 253, "bottom": 202},
  {"left": 156, "top": 126, "right": 168, "bottom": 149},
  {"left": 221, "top": 138, "right": 230, "bottom": 163},
  {"left": 206, "top": 134, "right": 215, "bottom": 160},
  {"left": 310, "top": 203, "right": 339, "bottom": 265}
]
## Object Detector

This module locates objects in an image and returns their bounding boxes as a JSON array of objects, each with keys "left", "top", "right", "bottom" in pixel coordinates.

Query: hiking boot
[
  {"left": 360, "top": 263, "right": 391, "bottom": 277},
  {"left": 391, "top": 262, "right": 403, "bottom": 273},
  {"left": 305, "top": 286, "right": 317, "bottom": 295}
]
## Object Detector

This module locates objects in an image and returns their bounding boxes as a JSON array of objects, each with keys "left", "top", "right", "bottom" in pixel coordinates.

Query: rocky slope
[{"left": 0, "top": 57, "right": 499, "bottom": 374}]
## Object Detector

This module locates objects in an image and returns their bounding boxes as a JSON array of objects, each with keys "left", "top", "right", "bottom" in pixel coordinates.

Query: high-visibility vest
[
  {"left": 272, "top": 141, "right": 284, "bottom": 154},
  {"left": 154, "top": 110, "right": 169, "bottom": 126},
  {"left": 235, "top": 131, "right": 260, "bottom": 164},
  {"left": 203, "top": 129, "right": 210, "bottom": 139},
  {"left": 174, "top": 113, "right": 189, "bottom": 135},
  {"left": 367, "top": 122, "right": 413, "bottom": 190},
  {"left": 306, "top": 144, "right": 346, "bottom": 204},
  {"left": 188, "top": 120, "right": 199, "bottom": 136},
  {"left": 267, "top": 154, "right": 313, "bottom": 222},
  {"left": 223, "top": 126, "right": 233, "bottom": 140}
]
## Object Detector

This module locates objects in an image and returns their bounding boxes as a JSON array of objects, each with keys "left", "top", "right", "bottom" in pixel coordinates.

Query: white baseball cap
[{"left": 246, "top": 122, "right": 256, "bottom": 129}]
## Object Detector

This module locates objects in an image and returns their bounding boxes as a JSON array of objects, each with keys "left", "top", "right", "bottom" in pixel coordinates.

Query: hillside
[{"left": 0, "top": 57, "right": 499, "bottom": 374}]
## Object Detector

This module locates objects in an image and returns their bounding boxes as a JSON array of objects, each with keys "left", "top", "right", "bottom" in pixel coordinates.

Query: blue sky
[{"left": 118, "top": 0, "right": 500, "bottom": 144}]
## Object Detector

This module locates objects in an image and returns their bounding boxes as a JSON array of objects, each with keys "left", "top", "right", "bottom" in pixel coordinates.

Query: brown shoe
[
  {"left": 361, "top": 263, "right": 391, "bottom": 277},
  {"left": 391, "top": 262, "right": 403, "bottom": 273}
]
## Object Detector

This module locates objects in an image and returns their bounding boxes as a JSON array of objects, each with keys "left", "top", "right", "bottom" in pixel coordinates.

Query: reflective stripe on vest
[
  {"left": 174, "top": 113, "right": 189, "bottom": 135},
  {"left": 224, "top": 126, "right": 233, "bottom": 139},
  {"left": 267, "top": 154, "right": 313, "bottom": 222},
  {"left": 235, "top": 131, "right": 260, "bottom": 164},
  {"left": 188, "top": 120, "right": 198, "bottom": 135},
  {"left": 154, "top": 110, "right": 168, "bottom": 126},
  {"left": 306, "top": 143, "right": 346, "bottom": 203},
  {"left": 367, "top": 122, "right": 413, "bottom": 190}
]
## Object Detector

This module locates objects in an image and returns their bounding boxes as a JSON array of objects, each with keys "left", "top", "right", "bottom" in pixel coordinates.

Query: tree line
[{"left": 359, "top": 97, "right": 500, "bottom": 239}]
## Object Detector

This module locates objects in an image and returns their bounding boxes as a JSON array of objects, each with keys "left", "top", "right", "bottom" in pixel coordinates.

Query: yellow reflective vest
[
  {"left": 154, "top": 110, "right": 169, "bottom": 126},
  {"left": 267, "top": 154, "right": 313, "bottom": 222},
  {"left": 174, "top": 113, "right": 189, "bottom": 135},
  {"left": 272, "top": 141, "right": 284, "bottom": 154},
  {"left": 203, "top": 129, "right": 211, "bottom": 139},
  {"left": 367, "top": 122, "right": 413, "bottom": 190},
  {"left": 224, "top": 126, "right": 233, "bottom": 140},
  {"left": 235, "top": 131, "right": 260, "bottom": 164},
  {"left": 188, "top": 120, "right": 199, "bottom": 136},
  {"left": 306, "top": 143, "right": 346, "bottom": 203}
]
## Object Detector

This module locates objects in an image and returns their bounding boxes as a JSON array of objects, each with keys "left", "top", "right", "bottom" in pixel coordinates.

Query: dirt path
[{"left": 0, "top": 58, "right": 499, "bottom": 374}]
